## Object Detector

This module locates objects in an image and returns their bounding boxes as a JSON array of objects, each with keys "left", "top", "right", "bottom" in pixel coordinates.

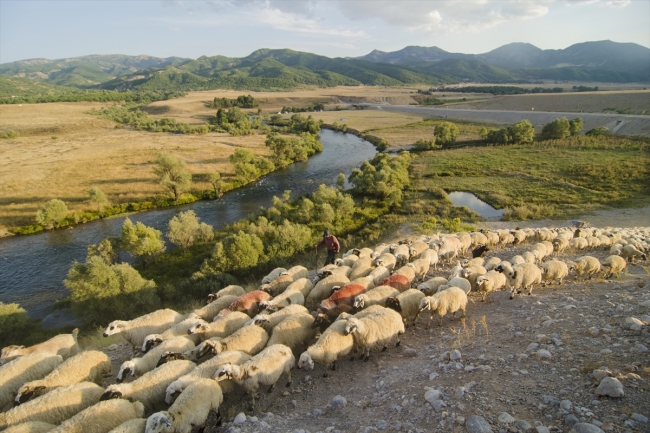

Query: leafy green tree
[
  {"left": 478, "top": 127, "right": 488, "bottom": 139},
  {"left": 36, "top": 199, "right": 69, "bottom": 228},
  {"left": 569, "top": 117, "right": 583, "bottom": 135},
  {"left": 508, "top": 120, "right": 535, "bottom": 144},
  {"left": 0, "top": 302, "right": 31, "bottom": 344},
  {"left": 120, "top": 218, "right": 166, "bottom": 265},
  {"left": 433, "top": 122, "right": 460, "bottom": 146},
  {"left": 336, "top": 173, "right": 346, "bottom": 191},
  {"left": 413, "top": 138, "right": 436, "bottom": 150},
  {"left": 203, "top": 231, "right": 264, "bottom": 274},
  {"left": 153, "top": 153, "right": 192, "bottom": 201},
  {"left": 86, "top": 238, "right": 118, "bottom": 265},
  {"left": 297, "top": 198, "right": 315, "bottom": 223},
  {"left": 64, "top": 256, "right": 159, "bottom": 325},
  {"left": 167, "top": 210, "right": 213, "bottom": 251},
  {"left": 541, "top": 117, "right": 571, "bottom": 140},
  {"left": 89, "top": 186, "right": 108, "bottom": 213},
  {"left": 208, "top": 171, "right": 224, "bottom": 197}
]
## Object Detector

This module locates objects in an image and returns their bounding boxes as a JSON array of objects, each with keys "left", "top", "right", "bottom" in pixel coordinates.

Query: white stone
[
  {"left": 536, "top": 349, "right": 552, "bottom": 359},
  {"left": 497, "top": 413, "right": 515, "bottom": 424},
  {"left": 425, "top": 388, "right": 442, "bottom": 404},
  {"left": 233, "top": 413, "right": 247, "bottom": 425},
  {"left": 595, "top": 377, "right": 624, "bottom": 398},
  {"left": 451, "top": 349, "right": 462, "bottom": 361}
]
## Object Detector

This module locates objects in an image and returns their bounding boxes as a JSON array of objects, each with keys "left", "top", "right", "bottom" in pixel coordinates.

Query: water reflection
[{"left": 447, "top": 191, "right": 504, "bottom": 219}]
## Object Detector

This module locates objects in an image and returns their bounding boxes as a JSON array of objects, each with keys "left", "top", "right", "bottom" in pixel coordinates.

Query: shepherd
[{"left": 315, "top": 230, "right": 340, "bottom": 266}]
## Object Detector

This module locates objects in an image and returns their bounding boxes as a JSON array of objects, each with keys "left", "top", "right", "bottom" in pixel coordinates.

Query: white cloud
[{"left": 251, "top": 5, "right": 366, "bottom": 38}]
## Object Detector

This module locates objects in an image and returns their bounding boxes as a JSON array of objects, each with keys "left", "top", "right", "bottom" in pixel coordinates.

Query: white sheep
[
  {"left": 15, "top": 350, "right": 111, "bottom": 405},
  {"left": 521, "top": 251, "right": 537, "bottom": 264},
  {"left": 316, "top": 264, "right": 352, "bottom": 280},
  {"left": 0, "top": 353, "right": 63, "bottom": 409},
  {"left": 409, "top": 241, "right": 429, "bottom": 260},
  {"left": 419, "top": 287, "right": 468, "bottom": 328},
  {"left": 476, "top": 271, "right": 507, "bottom": 302},
  {"left": 552, "top": 238, "right": 570, "bottom": 254},
  {"left": 102, "top": 360, "right": 196, "bottom": 413},
  {"left": 373, "top": 253, "right": 397, "bottom": 272},
  {"left": 206, "top": 285, "right": 245, "bottom": 303},
  {"left": 510, "top": 230, "right": 526, "bottom": 245},
  {"left": 348, "top": 256, "right": 375, "bottom": 281},
  {"left": 349, "top": 275, "right": 376, "bottom": 291},
  {"left": 188, "top": 311, "right": 249, "bottom": 340},
  {"left": 298, "top": 319, "right": 354, "bottom": 377},
  {"left": 506, "top": 263, "right": 542, "bottom": 298},
  {"left": 407, "top": 258, "right": 430, "bottom": 282},
  {"left": 390, "top": 244, "right": 410, "bottom": 262},
  {"left": 417, "top": 277, "right": 448, "bottom": 296},
  {"left": 306, "top": 274, "right": 350, "bottom": 309},
  {"left": 214, "top": 344, "right": 294, "bottom": 407},
  {"left": 107, "top": 419, "right": 147, "bottom": 433},
  {"left": 3, "top": 421, "right": 56, "bottom": 433},
  {"left": 438, "top": 277, "right": 471, "bottom": 295},
  {"left": 142, "top": 317, "right": 202, "bottom": 352},
  {"left": 344, "top": 308, "right": 404, "bottom": 361},
  {"left": 393, "top": 265, "right": 416, "bottom": 283},
  {"left": 419, "top": 249, "right": 439, "bottom": 270},
  {"left": 261, "top": 267, "right": 287, "bottom": 284},
  {"left": 281, "top": 265, "right": 309, "bottom": 281},
  {"left": 182, "top": 338, "right": 221, "bottom": 363},
  {"left": 165, "top": 351, "right": 251, "bottom": 404},
  {"left": 202, "top": 324, "right": 269, "bottom": 356},
  {"left": 510, "top": 255, "right": 526, "bottom": 266},
  {"left": 0, "top": 382, "right": 104, "bottom": 429},
  {"left": 1, "top": 329, "right": 79, "bottom": 361},
  {"left": 568, "top": 256, "right": 601, "bottom": 280},
  {"left": 259, "top": 289, "right": 304, "bottom": 310},
  {"left": 540, "top": 259, "right": 569, "bottom": 285},
  {"left": 353, "top": 285, "right": 399, "bottom": 310},
  {"left": 601, "top": 255, "right": 627, "bottom": 278},
  {"left": 569, "top": 237, "right": 588, "bottom": 251},
  {"left": 189, "top": 295, "right": 238, "bottom": 322},
  {"left": 259, "top": 274, "right": 294, "bottom": 296},
  {"left": 283, "top": 278, "right": 314, "bottom": 299},
  {"left": 460, "top": 265, "right": 487, "bottom": 290},
  {"left": 251, "top": 304, "right": 309, "bottom": 332},
  {"left": 335, "top": 255, "right": 359, "bottom": 267},
  {"left": 266, "top": 314, "right": 317, "bottom": 351},
  {"left": 103, "top": 309, "right": 184, "bottom": 355},
  {"left": 437, "top": 245, "right": 457, "bottom": 263},
  {"left": 146, "top": 379, "right": 223, "bottom": 433},
  {"left": 621, "top": 244, "right": 647, "bottom": 263},
  {"left": 483, "top": 257, "right": 502, "bottom": 271},
  {"left": 117, "top": 337, "right": 196, "bottom": 382},
  {"left": 461, "top": 257, "right": 484, "bottom": 268},
  {"left": 47, "top": 399, "right": 145, "bottom": 433},
  {"left": 384, "top": 289, "right": 425, "bottom": 326},
  {"left": 368, "top": 266, "right": 391, "bottom": 286}
]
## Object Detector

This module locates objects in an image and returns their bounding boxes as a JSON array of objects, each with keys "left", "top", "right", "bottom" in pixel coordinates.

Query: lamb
[
  {"left": 47, "top": 399, "right": 145, "bottom": 433},
  {"left": 298, "top": 319, "right": 354, "bottom": 377},
  {"left": 475, "top": 271, "right": 507, "bottom": 302},
  {"left": 460, "top": 265, "right": 487, "bottom": 290},
  {"left": 3, "top": 422, "right": 56, "bottom": 433},
  {"left": 353, "top": 285, "right": 399, "bottom": 310},
  {"left": 471, "top": 245, "right": 489, "bottom": 258},
  {"left": 189, "top": 295, "right": 238, "bottom": 322},
  {"left": 226, "top": 290, "right": 272, "bottom": 317},
  {"left": 344, "top": 308, "right": 404, "bottom": 361},
  {"left": 540, "top": 259, "right": 569, "bottom": 285},
  {"left": 214, "top": 344, "right": 294, "bottom": 407},
  {"left": 259, "top": 289, "right": 304, "bottom": 310},
  {"left": 483, "top": 257, "right": 502, "bottom": 271},
  {"left": 186, "top": 312, "right": 250, "bottom": 342},
  {"left": 283, "top": 278, "right": 314, "bottom": 299},
  {"left": 165, "top": 351, "right": 251, "bottom": 404},
  {"left": 251, "top": 304, "right": 309, "bottom": 332},
  {"left": 107, "top": 419, "right": 147, "bottom": 433},
  {"left": 417, "top": 277, "right": 448, "bottom": 296},
  {"left": 281, "top": 265, "right": 309, "bottom": 281},
  {"left": 376, "top": 274, "right": 411, "bottom": 293},
  {"left": 1, "top": 329, "right": 79, "bottom": 361},
  {"left": 621, "top": 244, "right": 647, "bottom": 263},
  {"left": 201, "top": 324, "right": 269, "bottom": 356},
  {"left": 319, "top": 284, "right": 366, "bottom": 318},
  {"left": 266, "top": 314, "right": 317, "bottom": 352},
  {"left": 116, "top": 337, "right": 196, "bottom": 382},
  {"left": 505, "top": 263, "right": 543, "bottom": 298},
  {"left": 146, "top": 379, "right": 223, "bottom": 433},
  {"left": 306, "top": 274, "right": 350, "bottom": 309},
  {"left": 0, "top": 382, "right": 104, "bottom": 429},
  {"left": 103, "top": 309, "right": 184, "bottom": 355},
  {"left": 418, "top": 287, "right": 468, "bottom": 328},
  {"left": 348, "top": 256, "right": 375, "bottom": 281},
  {"left": 259, "top": 275, "right": 294, "bottom": 297},
  {"left": 385, "top": 289, "right": 425, "bottom": 326},
  {"left": 206, "top": 285, "right": 245, "bottom": 303},
  {"left": 368, "top": 266, "right": 391, "bottom": 286},
  {"left": 373, "top": 253, "right": 397, "bottom": 272},
  {"left": 15, "top": 350, "right": 111, "bottom": 405},
  {"left": 601, "top": 255, "right": 627, "bottom": 278},
  {"left": 142, "top": 317, "right": 202, "bottom": 352},
  {"left": 0, "top": 353, "right": 63, "bottom": 409},
  {"left": 261, "top": 267, "right": 287, "bottom": 285},
  {"left": 568, "top": 256, "right": 601, "bottom": 280},
  {"left": 407, "top": 258, "right": 430, "bottom": 282},
  {"left": 102, "top": 360, "right": 196, "bottom": 413},
  {"left": 438, "top": 277, "right": 472, "bottom": 295}
]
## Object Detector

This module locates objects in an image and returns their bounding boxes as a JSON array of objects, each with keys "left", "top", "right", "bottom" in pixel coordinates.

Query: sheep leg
[
  {"left": 395, "top": 337, "right": 401, "bottom": 347},
  {"left": 363, "top": 349, "right": 370, "bottom": 362},
  {"left": 381, "top": 345, "right": 388, "bottom": 352},
  {"left": 285, "top": 368, "right": 292, "bottom": 387}
]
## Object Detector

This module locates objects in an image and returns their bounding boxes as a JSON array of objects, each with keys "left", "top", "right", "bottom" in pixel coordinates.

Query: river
[{"left": 0, "top": 130, "right": 377, "bottom": 324}]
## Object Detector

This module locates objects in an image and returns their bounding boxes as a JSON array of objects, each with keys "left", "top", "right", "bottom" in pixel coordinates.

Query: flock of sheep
[{"left": 1, "top": 224, "right": 648, "bottom": 433}]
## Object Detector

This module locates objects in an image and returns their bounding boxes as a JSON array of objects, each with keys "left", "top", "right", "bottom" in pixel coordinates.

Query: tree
[
  {"left": 167, "top": 210, "right": 213, "bottom": 251},
  {"left": 208, "top": 171, "right": 224, "bottom": 197},
  {"left": 569, "top": 117, "right": 583, "bottom": 135},
  {"left": 508, "top": 120, "right": 535, "bottom": 144},
  {"left": 36, "top": 199, "right": 68, "bottom": 228},
  {"left": 0, "top": 302, "right": 31, "bottom": 344},
  {"left": 203, "top": 231, "right": 264, "bottom": 274},
  {"left": 336, "top": 173, "right": 346, "bottom": 191},
  {"left": 478, "top": 127, "right": 488, "bottom": 139},
  {"left": 86, "top": 238, "right": 118, "bottom": 265},
  {"left": 89, "top": 186, "right": 108, "bottom": 214},
  {"left": 433, "top": 122, "right": 460, "bottom": 146},
  {"left": 541, "top": 117, "right": 571, "bottom": 140},
  {"left": 120, "top": 218, "right": 166, "bottom": 265},
  {"left": 152, "top": 153, "right": 192, "bottom": 201},
  {"left": 413, "top": 138, "right": 436, "bottom": 150}
]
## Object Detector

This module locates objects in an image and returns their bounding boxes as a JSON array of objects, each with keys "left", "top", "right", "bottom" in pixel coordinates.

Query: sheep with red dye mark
[
  {"left": 226, "top": 291, "right": 272, "bottom": 317},
  {"left": 377, "top": 274, "right": 411, "bottom": 293},
  {"left": 318, "top": 283, "right": 366, "bottom": 318}
]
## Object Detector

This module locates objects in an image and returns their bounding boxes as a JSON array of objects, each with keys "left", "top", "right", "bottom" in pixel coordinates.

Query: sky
[{"left": 1, "top": 0, "right": 649, "bottom": 63}]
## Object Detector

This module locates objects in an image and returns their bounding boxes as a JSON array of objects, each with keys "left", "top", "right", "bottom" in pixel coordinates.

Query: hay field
[{"left": 0, "top": 102, "right": 269, "bottom": 232}]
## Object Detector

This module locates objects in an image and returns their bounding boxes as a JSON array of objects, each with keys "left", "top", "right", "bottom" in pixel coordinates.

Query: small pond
[{"left": 447, "top": 191, "right": 504, "bottom": 219}]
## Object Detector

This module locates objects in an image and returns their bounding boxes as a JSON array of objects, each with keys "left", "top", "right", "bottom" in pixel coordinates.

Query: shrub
[
  {"left": 163, "top": 272, "right": 237, "bottom": 304},
  {"left": 434, "top": 122, "right": 460, "bottom": 146},
  {"left": 120, "top": 218, "right": 166, "bottom": 265},
  {"left": 486, "top": 120, "right": 534, "bottom": 145},
  {"left": 541, "top": 117, "right": 571, "bottom": 140},
  {"left": 4, "top": 130, "right": 19, "bottom": 139},
  {"left": 569, "top": 117, "right": 583, "bottom": 135},
  {"left": 35, "top": 199, "right": 69, "bottom": 228},
  {"left": 585, "top": 126, "right": 610, "bottom": 137},
  {"left": 0, "top": 302, "right": 31, "bottom": 344},
  {"left": 167, "top": 210, "right": 213, "bottom": 251},
  {"left": 413, "top": 139, "right": 437, "bottom": 151},
  {"left": 202, "top": 231, "right": 264, "bottom": 274}
]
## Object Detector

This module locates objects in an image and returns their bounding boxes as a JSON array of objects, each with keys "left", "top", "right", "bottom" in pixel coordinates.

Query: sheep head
[
  {"left": 14, "top": 385, "right": 46, "bottom": 406},
  {"left": 214, "top": 363, "right": 235, "bottom": 381},
  {"left": 385, "top": 297, "right": 401, "bottom": 312},
  {"left": 142, "top": 334, "right": 164, "bottom": 353},
  {"left": 352, "top": 295, "right": 366, "bottom": 310},
  {"left": 207, "top": 293, "right": 218, "bottom": 304},
  {"left": 194, "top": 339, "right": 220, "bottom": 359},
  {"left": 102, "top": 320, "right": 127, "bottom": 337},
  {"left": 298, "top": 352, "right": 314, "bottom": 370},
  {"left": 157, "top": 352, "right": 185, "bottom": 367},
  {"left": 100, "top": 385, "right": 123, "bottom": 401},
  {"left": 117, "top": 360, "right": 137, "bottom": 382},
  {"left": 312, "top": 313, "right": 331, "bottom": 330},
  {"left": 0, "top": 345, "right": 23, "bottom": 358},
  {"left": 145, "top": 411, "right": 173, "bottom": 433},
  {"left": 344, "top": 318, "right": 360, "bottom": 336},
  {"left": 187, "top": 321, "right": 209, "bottom": 335},
  {"left": 259, "top": 284, "right": 272, "bottom": 293}
]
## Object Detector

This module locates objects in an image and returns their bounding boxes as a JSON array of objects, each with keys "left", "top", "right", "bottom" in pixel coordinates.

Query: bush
[
  {"left": 202, "top": 231, "right": 264, "bottom": 274},
  {"left": 120, "top": 218, "right": 166, "bottom": 265},
  {"left": 541, "top": 117, "right": 571, "bottom": 140},
  {"left": 167, "top": 210, "right": 213, "bottom": 251},
  {"left": 569, "top": 117, "right": 584, "bottom": 135},
  {"left": 434, "top": 122, "right": 460, "bottom": 146},
  {"left": 0, "top": 302, "right": 31, "bottom": 344},
  {"left": 413, "top": 139, "right": 437, "bottom": 151},
  {"left": 3, "top": 130, "right": 19, "bottom": 139},
  {"left": 585, "top": 127, "right": 610, "bottom": 137},
  {"left": 486, "top": 120, "right": 534, "bottom": 145},
  {"left": 164, "top": 272, "right": 238, "bottom": 304},
  {"left": 35, "top": 199, "right": 69, "bottom": 228}
]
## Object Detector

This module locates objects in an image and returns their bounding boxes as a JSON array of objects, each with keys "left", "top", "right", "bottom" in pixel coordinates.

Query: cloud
[{"left": 251, "top": 5, "right": 366, "bottom": 38}]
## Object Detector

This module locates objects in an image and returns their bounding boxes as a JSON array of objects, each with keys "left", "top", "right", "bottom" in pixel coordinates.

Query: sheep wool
[
  {"left": 3, "top": 422, "right": 56, "bottom": 433},
  {"left": 298, "top": 319, "right": 355, "bottom": 376},
  {"left": 252, "top": 304, "right": 309, "bottom": 332},
  {"left": 107, "top": 418, "right": 147, "bottom": 433},
  {"left": 189, "top": 295, "right": 238, "bottom": 322},
  {"left": 0, "top": 382, "right": 104, "bottom": 429},
  {"left": 570, "top": 256, "right": 601, "bottom": 280},
  {"left": 47, "top": 399, "right": 145, "bottom": 433},
  {"left": 319, "top": 283, "right": 366, "bottom": 317},
  {"left": 601, "top": 255, "right": 627, "bottom": 278},
  {"left": 282, "top": 265, "right": 309, "bottom": 281},
  {"left": 284, "top": 278, "right": 314, "bottom": 299},
  {"left": 384, "top": 289, "right": 425, "bottom": 326},
  {"left": 227, "top": 291, "right": 273, "bottom": 317},
  {"left": 207, "top": 285, "right": 245, "bottom": 302},
  {"left": 439, "top": 277, "right": 472, "bottom": 295},
  {"left": 188, "top": 311, "right": 250, "bottom": 341},
  {"left": 417, "top": 277, "right": 448, "bottom": 296},
  {"left": 0, "top": 353, "right": 63, "bottom": 409},
  {"left": 344, "top": 308, "right": 405, "bottom": 361},
  {"left": 266, "top": 314, "right": 317, "bottom": 351},
  {"left": 540, "top": 260, "right": 569, "bottom": 285},
  {"left": 306, "top": 274, "right": 350, "bottom": 309},
  {"left": 353, "top": 286, "right": 399, "bottom": 310},
  {"left": 209, "top": 324, "right": 269, "bottom": 356},
  {"left": 377, "top": 274, "right": 411, "bottom": 293},
  {"left": 506, "top": 263, "right": 543, "bottom": 298},
  {"left": 116, "top": 336, "right": 196, "bottom": 382},
  {"left": 261, "top": 268, "right": 287, "bottom": 285},
  {"left": 348, "top": 256, "right": 375, "bottom": 281},
  {"left": 102, "top": 309, "right": 184, "bottom": 353},
  {"left": 1, "top": 329, "right": 79, "bottom": 361},
  {"left": 260, "top": 289, "right": 304, "bottom": 310},
  {"left": 142, "top": 317, "right": 202, "bottom": 352},
  {"left": 393, "top": 266, "right": 416, "bottom": 284},
  {"left": 419, "top": 287, "right": 468, "bottom": 328},
  {"left": 476, "top": 271, "right": 507, "bottom": 302},
  {"left": 15, "top": 350, "right": 111, "bottom": 405}
]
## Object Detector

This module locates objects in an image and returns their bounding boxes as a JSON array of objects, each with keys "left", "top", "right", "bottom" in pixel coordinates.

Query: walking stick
[{"left": 315, "top": 246, "right": 319, "bottom": 268}]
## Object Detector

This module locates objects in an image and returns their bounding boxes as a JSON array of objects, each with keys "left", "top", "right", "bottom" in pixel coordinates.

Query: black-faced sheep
[
  {"left": 142, "top": 317, "right": 202, "bottom": 352},
  {"left": 103, "top": 309, "right": 184, "bottom": 356},
  {"left": 47, "top": 399, "right": 145, "bottom": 433},
  {"left": 187, "top": 311, "right": 249, "bottom": 341},
  {"left": 0, "top": 382, "right": 104, "bottom": 429},
  {"left": 215, "top": 344, "right": 294, "bottom": 407},
  {"left": 15, "top": 350, "right": 111, "bottom": 405},
  {"left": 344, "top": 308, "right": 405, "bottom": 361},
  {"left": 1, "top": 329, "right": 79, "bottom": 362},
  {"left": 0, "top": 353, "right": 63, "bottom": 409},
  {"left": 116, "top": 337, "right": 196, "bottom": 382},
  {"left": 206, "top": 285, "right": 245, "bottom": 303},
  {"left": 419, "top": 287, "right": 468, "bottom": 328},
  {"left": 471, "top": 245, "right": 489, "bottom": 258},
  {"left": 385, "top": 289, "right": 425, "bottom": 326}
]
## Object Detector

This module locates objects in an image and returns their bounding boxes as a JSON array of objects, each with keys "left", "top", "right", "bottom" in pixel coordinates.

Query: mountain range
[{"left": 0, "top": 40, "right": 647, "bottom": 95}]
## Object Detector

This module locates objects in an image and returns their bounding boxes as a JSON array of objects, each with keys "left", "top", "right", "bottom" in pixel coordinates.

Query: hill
[{"left": 357, "top": 45, "right": 471, "bottom": 64}]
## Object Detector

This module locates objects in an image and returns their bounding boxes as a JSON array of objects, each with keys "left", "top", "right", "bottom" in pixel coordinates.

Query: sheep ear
[{"left": 250, "top": 365, "right": 258, "bottom": 372}]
